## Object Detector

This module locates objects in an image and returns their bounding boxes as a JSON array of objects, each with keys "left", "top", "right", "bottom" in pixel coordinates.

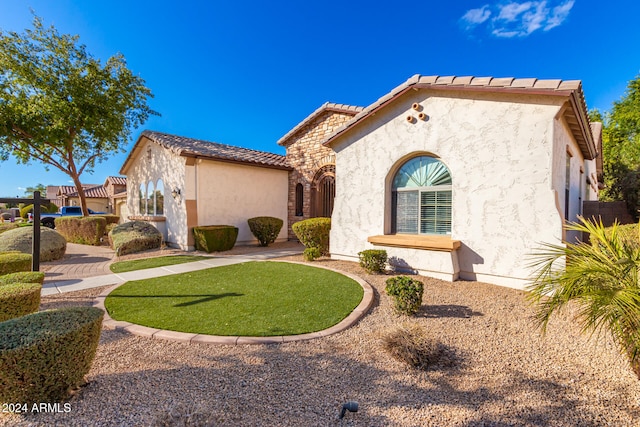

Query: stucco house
[
  {"left": 121, "top": 74, "right": 601, "bottom": 290},
  {"left": 120, "top": 130, "right": 291, "bottom": 250},
  {"left": 323, "top": 75, "right": 601, "bottom": 289}
]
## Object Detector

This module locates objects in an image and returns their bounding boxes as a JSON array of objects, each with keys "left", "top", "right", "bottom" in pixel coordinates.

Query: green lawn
[
  {"left": 104, "top": 261, "right": 363, "bottom": 336},
  {"left": 110, "top": 255, "right": 211, "bottom": 273}
]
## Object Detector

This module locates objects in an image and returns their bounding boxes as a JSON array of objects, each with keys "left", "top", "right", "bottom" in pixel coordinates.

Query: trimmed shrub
[
  {"left": 93, "top": 215, "right": 120, "bottom": 226},
  {"left": 303, "top": 247, "right": 321, "bottom": 261},
  {"left": 385, "top": 275, "right": 424, "bottom": 316},
  {"left": 292, "top": 217, "right": 331, "bottom": 255},
  {"left": 0, "top": 282, "right": 42, "bottom": 322},
  {"left": 0, "top": 223, "right": 18, "bottom": 234},
  {"left": 55, "top": 216, "right": 106, "bottom": 245},
  {"left": 0, "top": 271, "right": 45, "bottom": 286},
  {"left": 0, "top": 252, "right": 32, "bottom": 275},
  {"left": 109, "top": 221, "right": 163, "bottom": 256},
  {"left": 0, "top": 307, "right": 103, "bottom": 403},
  {"left": 358, "top": 249, "right": 388, "bottom": 274},
  {"left": 381, "top": 323, "right": 455, "bottom": 370},
  {"left": 193, "top": 225, "right": 238, "bottom": 253},
  {"left": 591, "top": 222, "right": 640, "bottom": 249},
  {"left": 0, "top": 227, "right": 67, "bottom": 262},
  {"left": 247, "top": 216, "right": 283, "bottom": 247}
]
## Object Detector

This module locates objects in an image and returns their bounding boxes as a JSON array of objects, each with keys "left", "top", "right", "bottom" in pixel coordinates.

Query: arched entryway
[{"left": 311, "top": 165, "right": 335, "bottom": 218}]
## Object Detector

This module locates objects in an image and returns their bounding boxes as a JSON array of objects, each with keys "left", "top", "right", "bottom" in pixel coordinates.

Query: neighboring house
[
  {"left": 120, "top": 130, "right": 291, "bottom": 250},
  {"left": 323, "top": 75, "right": 601, "bottom": 289},
  {"left": 46, "top": 176, "right": 127, "bottom": 220}
]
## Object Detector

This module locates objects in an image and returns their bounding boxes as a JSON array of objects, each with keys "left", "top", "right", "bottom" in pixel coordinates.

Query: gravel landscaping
[{"left": 2, "top": 254, "right": 640, "bottom": 426}]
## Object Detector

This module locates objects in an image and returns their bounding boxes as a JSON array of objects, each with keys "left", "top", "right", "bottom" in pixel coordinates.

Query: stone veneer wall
[{"left": 282, "top": 110, "right": 357, "bottom": 239}]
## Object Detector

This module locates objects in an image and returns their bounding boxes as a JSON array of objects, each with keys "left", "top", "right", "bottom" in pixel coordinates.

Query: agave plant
[{"left": 527, "top": 216, "right": 640, "bottom": 378}]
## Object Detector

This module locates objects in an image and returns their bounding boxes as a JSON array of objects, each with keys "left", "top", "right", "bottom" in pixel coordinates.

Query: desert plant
[
  {"left": 19, "top": 204, "right": 33, "bottom": 219},
  {"left": 528, "top": 217, "right": 640, "bottom": 378},
  {"left": 0, "top": 227, "right": 66, "bottom": 262},
  {"left": 292, "top": 217, "right": 331, "bottom": 255},
  {"left": 303, "top": 247, "right": 321, "bottom": 261},
  {"left": 0, "top": 307, "right": 104, "bottom": 403},
  {"left": 247, "top": 216, "right": 283, "bottom": 247},
  {"left": 385, "top": 275, "right": 424, "bottom": 316},
  {"left": 0, "top": 282, "right": 41, "bottom": 322},
  {"left": 358, "top": 249, "right": 388, "bottom": 274},
  {"left": 0, "top": 252, "right": 32, "bottom": 275},
  {"left": 55, "top": 216, "right": 106, "bottom": 245},
  {"left": 109, "top": 221, "right": 163, "bottom": 256},
  {"left": 381, "top": 323, "right": 454, "bottom": 370},
  {"left": 0, "top": 271, "right": 45, "bottom": 286},
  {"left": 192, "top": 225, "right": 238, "bottom": 253}
]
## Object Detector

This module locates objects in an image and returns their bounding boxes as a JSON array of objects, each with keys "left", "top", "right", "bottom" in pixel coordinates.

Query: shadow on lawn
[
  {"left": 106, "top": 292, "right": 244, "bottom": 307},
  {"left": 12, "top": 329, "right": 633, "bottom": 427}
]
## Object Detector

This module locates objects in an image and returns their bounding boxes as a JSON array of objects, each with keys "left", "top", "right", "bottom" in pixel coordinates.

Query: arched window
[
  {"left": 155, "top": 180, "right": 164, "bottom": 215},
  {"left": 295, "top": 183, "right": 303, "bottom": 217},
  {"left": 392, "top": 156, "right": 452, "bottom": 235},
  {"left": 139, "top": 183, "right": 147, "bottom": 215},
  {"left": 146, "top": 181, "right": 155, "bottom": 215}
]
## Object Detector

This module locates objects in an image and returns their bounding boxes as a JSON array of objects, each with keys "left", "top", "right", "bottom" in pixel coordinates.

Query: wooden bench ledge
[{"left": 367, "top": 234, "right": 461, "bottom": 252}]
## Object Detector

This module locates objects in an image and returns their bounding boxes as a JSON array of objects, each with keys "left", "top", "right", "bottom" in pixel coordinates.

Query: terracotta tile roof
[
  {"left": 105, "top": 176, "right": 127, "bottom": 186},
  {"left": 323, "top": 75, "right": 597, "bottom": 160},
  {"left": 66, "top": 185, "right": 109, "bottom": 199},
  {"left": 277, "top": 102, "right": 364, "bottom": 146},
  {"left": 56, "top": 184, "right": 99, "bottom": 196},
  {"left": 122, "top": 131, "right": 291, "bottom": 173}
]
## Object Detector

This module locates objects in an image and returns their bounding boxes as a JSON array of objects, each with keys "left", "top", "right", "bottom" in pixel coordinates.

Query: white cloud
[
  {"left": 461, "top": 5, "right": 492, "bottom": 27},
  {"left": 461, "top": 0, "right": 575, "bottom": 38}
]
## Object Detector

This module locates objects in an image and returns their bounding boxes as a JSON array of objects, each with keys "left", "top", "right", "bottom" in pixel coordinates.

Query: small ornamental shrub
[
  {"left": 303, "top": 247, "right": 321, "bottom": 261},
  {"left": 0, "top": 282, "right": 42, "bottom": 322},
  {"left": 93, "top": 215, "right": 120, "bottom": 226},
  {"left": 292, "top": 217, "right": 331, "bottom": 256},
  {"left": 381, "top": 323, "right": 454, "bottom": 370},
  {"left": 193, "top": 225, "right": 238, "bottom": 253},
  {"left": 385, "top": 275, "right": 424, "bottom": 315},
  {"left": 0, "top": 252, "right": 32, "bottom": 275},
  {"left": 0, "top": 307, "right": 104, "bottom": 403},
  {"left": 358, "top": 249, "right": 388, "bottom": 274},
  {"left": 109, "top": 221, "right": 163, "bottom": 256},
  {"left": 56, "top": 216, "right": 107, "bottom": 245},
  {"left": 0, "top": 271, "right": 45, "bottom": 286},
  {"left": 0, "top": 227, "right": 67, "bottom": 262},
  {"left": 247, "top": 216, "right": 283, "bottom": 247}
]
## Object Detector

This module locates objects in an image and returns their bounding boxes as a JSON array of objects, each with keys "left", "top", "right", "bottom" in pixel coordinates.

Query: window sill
[
  {"left": 367, "top": 234, "right": 461, "bottom": 252},
  {"left": 128, "top": 215, "right": 166, "bottom": 222}
]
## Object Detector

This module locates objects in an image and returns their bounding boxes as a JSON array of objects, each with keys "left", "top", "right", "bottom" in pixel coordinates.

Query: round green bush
[
  {"left": 0, "top": 271, "right": 45, "bottom": 286},
  {"left": 109, "top": 220, "right": 162, "bottom": 255},
  {"left": 0, "top": 252, "right": 32, "bottom": 275},
  {"left": 385, "top": 276, "right": 424, "bottom": 316},
  {"left": 247, "top": 216, "right": 283, "bottom": 247},
  {"left": 0, "top": 227, "right": 67, "bottom": 262},
  {"left": 0, "top": 282, "right": 42, "bottom": 322},
  {"left": 193, "top": 225, "right": 238, "bottom": 253},
  {"left": 358, "top": 249, "right": 388, "bottom": 274},
  {"left": 0, "top": 307, "right": 104, "bottom": 403},
  {"left": 292, "top": 217, "right": 331, "bottom": 255}
]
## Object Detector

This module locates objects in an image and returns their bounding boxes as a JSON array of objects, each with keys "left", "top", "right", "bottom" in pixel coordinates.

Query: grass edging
[{"left": 94, "top": 260, "right": 374, "bottom": 345}]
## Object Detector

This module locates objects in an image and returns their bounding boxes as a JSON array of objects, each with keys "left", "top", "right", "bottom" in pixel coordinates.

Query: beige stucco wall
[
  {"left": 124, "top": 137, "right": 188, "bottom": 249},
  {"left": 329, "top": 89, "right": 591, "bottom": 289},
  {"left": 195, "top": 159, "right": 289, "bottom": 245},
  {"left": 66, "top": 197, "right": 109, "bottom": 213}
]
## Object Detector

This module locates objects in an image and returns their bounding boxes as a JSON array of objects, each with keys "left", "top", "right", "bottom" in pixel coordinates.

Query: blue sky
[{"left": 0, "top": 0, "right": 638, "bottom": 197}]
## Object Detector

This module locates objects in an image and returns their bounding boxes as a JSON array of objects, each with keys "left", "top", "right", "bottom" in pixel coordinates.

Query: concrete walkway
[{"left": 41, "top": 244, "right": 305, "bottom": 296}]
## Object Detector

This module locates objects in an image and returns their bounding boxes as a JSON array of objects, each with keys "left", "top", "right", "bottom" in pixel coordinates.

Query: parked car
[{"left": 29, "top": 206, "right": 106, "bottom": 228}]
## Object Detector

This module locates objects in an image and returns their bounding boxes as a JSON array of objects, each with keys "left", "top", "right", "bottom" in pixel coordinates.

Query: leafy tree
[
  {"left": 23, "top": 183, "right": 46, "bottom": 198},
  {"left": 528, "top": 217, "right": 640, "bottom": 379},
  {"left": 593, "top": 75, "right": 640, "bottom": 217},
  {"left": 0, "top": 16, "right": 157, "bottom": 216}
]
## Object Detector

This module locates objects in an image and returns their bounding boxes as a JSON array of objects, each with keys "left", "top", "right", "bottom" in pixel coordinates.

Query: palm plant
[{"left": 527, "top": 216, "right": 640, "bottom": 378}]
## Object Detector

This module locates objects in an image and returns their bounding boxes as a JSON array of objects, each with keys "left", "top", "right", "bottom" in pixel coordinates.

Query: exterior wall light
[{"left": 171, "top": 188, "right": 181, "bottom": 199}]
